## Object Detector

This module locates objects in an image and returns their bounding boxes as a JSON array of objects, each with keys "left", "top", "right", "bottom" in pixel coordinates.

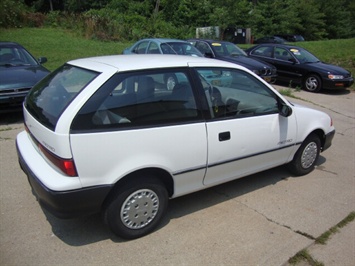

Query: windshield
[
  {"left": 289, "top": 47, "right": 319, "bottom": 63},
  {"left": 161, "top": 42, "right": 203, "bottom": 57},
  {"left": 0, "top": 46, "right": 38, "bottom": 66},
  {"left": 212, "top": 42, "right": 247, "bottom": 57},
  {"left": 25, "top": 64, "right": 99, "bottom": 130}
]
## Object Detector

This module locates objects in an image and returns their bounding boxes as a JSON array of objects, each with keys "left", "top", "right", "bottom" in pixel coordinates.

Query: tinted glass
[
  {"left": 289, "top": 47, "right": 319, "bottom": 63},
  {"left": 164, "top": 42, "right": 203, "bottom": 57},
  {"left": 72, "top": 69, "right": 201, "bottom": 131},
  {"left": 0, "top": 46, "right": 38, "bottom": 66},
  {"left": 211, "top": 42, "right": 246, "bottom": 57},
  {"left": 25, "top": 64, "right": 99, "bottom": 130},
  {"left": 251, "top": 46, "right": 273, "bottom": 58}
]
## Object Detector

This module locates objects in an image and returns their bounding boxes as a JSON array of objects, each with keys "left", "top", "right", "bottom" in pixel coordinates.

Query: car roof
[
  {"left": 251, "top": 43, "right": 303, "bottom": 49},
  {"left": 139, "top": 38, "right": 192, "bottom": 44},
  {"left": 188, "top": 39, "right": 233, "bottom": 45},
  {"left": 68, "top": 54, "right": 242, "bottom": 72},
  {"left": 0, "top": 41, "right": 22, "bottom": 47}
]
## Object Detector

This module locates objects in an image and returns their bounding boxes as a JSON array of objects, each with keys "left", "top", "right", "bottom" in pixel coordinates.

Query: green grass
[
  {"left": 0, "top": 27, "right": 131, "bottom": 71},
  {"left": 288, "top": 212, "right": 355, "bottom": 265},
  {"left": 1, "top": 27, "right": 354, "bottom": 90}
]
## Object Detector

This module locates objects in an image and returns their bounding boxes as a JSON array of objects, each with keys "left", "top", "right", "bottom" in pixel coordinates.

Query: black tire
[
  {"left": 104, "top": 177, "right": 168, "bottom": 239},
  {"left": 303, "top": 74, "right": 322, "bottom": 93},
  {"left": 288, "top": 133, "right": 321, "bottom": 176},
  {"left": 164, "top": 74, "right": 177, "bottom": 90}
]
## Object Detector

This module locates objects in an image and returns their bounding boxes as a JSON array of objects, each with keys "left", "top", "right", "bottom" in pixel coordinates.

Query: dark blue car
[
  {"left": 0, "top": 42, "right": 50, "bottom": 112},
  {"left": 188, "top": 39, "right": 277, "bottom": 83},
  {"left": 245, "top": 43, "right": 354, "bottom": 92}
]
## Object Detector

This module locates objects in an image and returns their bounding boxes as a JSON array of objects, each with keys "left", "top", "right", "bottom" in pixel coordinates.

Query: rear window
[{"left": 25, "top": 64, "right": 99, "bottom": 130}]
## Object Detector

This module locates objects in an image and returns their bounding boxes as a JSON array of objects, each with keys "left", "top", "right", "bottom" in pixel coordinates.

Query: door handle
[{"left": 219, "top": 131, "right": 231, "bottom": 141}]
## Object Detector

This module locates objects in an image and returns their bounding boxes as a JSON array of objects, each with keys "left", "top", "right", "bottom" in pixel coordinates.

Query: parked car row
[
  {"left": 1, "top": 37, "right": 354, "bottom": 114},
  {"left": 123, "top": 38, "right": 278, "bottom": 84}
]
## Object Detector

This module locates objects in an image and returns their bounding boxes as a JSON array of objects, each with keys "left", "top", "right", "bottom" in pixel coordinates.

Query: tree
[
  {"left": 250, "top": 0, "right": 300, "bottom": 38},
  {"left": 319, "top": 0, "right": 353, "bottom": 39}
]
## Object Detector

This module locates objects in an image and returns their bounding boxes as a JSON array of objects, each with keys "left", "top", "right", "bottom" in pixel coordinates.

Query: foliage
[
  {"left": 0, "top": 0, "right": 29, "bottom": 28},
  {"left": 2, "top": 0, "right": 355, "bottom": 42}
]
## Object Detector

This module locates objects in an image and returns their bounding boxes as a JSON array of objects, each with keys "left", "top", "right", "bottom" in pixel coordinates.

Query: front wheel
[
  {"left": 104, "top": 177, "right": 168, "bottom": 239},
  {"left": 288, "top": 133, "right": 321, "bottom": 176},
  {"left": 303, "top": 74, "right": 322, "bottom": 93}
]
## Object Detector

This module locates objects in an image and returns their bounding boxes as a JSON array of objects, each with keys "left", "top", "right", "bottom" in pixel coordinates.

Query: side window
[
  {"left": 196, "top": 68, "right": 279, "bottom": 119},
  {"left": 196, "top": 42, "right": 212, "bottom": 55},
  {"left": 274, "top": 47, "right": 293, "bottom": 61},
  {"left": 147, "top": 42, "right": 160, "bottom": 54},
  {"left": 160, "top": 43, "right": 175, "bottom": 54},
  {"left": 251, "top": 46, "right": 273, "bottom": 58},
  {"left": 72, "top": 70, "right": 201, "bottom": 131},
  {"left": 133, "top": 41, "right": 148, "bottom": 54}
]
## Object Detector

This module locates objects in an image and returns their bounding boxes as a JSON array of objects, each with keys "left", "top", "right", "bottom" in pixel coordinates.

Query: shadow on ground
[{"left": 41, "top": 155, "right": 327, "bottom": 246}]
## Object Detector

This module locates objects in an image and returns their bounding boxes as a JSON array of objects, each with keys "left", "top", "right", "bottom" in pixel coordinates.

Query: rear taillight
[
  {"left": 38, "top": 144, "right": 78, "bottom": 177},
  {"left": 25, "top": 124, "right": 78, "bottom": 177}
]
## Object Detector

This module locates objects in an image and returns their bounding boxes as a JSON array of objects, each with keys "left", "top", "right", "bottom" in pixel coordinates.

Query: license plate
[
  {"left": 211, "top": 80, "right": 221, "bottom": 86},
  {"left": 264, "top": 77, "right": 271, "bottom": 82}
]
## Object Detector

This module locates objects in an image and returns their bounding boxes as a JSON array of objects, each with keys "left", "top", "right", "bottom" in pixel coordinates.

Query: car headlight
[{"left": 328, "top": 74, "right": 344, "bottom": 79}]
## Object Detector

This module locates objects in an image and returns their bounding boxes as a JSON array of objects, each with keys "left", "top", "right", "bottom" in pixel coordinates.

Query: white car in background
[{"left": 16, "top": 54, "right": 335, "bottom": 239}]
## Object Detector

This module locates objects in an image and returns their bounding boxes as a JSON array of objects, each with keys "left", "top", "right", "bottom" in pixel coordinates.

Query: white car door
[{"left": 195, "top": 68, "right": 297, "bottom": 186}]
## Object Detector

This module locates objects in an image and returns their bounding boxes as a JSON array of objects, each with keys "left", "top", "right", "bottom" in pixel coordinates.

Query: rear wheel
[
  {"left": 288, "top": 133, "right": 321, "bottom": 176},
  {"left": 104, "top": 177, "right": 168, "bottom": 239},
  {"left": 303, "top": 74, "right": 322, "bottom": 92},
  {"left": 164, "top": 74, "right": 177, "bottom": 90}
]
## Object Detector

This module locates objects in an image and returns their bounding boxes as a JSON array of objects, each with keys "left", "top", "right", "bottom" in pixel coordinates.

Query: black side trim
[
  {"left": 173, "top": 143, "right": 298, "bottom": 175},
  {"left": 209, "top": 143, "right": 296, "bottom": 168},
  {"left": 173, "top": 165, "right": 206, "bottom": 176}
]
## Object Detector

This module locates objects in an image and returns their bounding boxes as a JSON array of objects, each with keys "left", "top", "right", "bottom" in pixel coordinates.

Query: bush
[{"left": 0, "top": 0, "right": 28, "bottom": 28}]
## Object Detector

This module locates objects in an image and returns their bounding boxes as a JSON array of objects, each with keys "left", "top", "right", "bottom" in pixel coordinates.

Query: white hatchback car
[{"left": 17, "top": 54, "right": 335, "bottom": 239}]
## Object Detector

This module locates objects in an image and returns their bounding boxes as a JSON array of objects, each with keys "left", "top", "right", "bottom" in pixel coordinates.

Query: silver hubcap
[
  {"left": 301, "top": 142, "right": 318, "bottom": 169},
  {"left": 121, "top": 189, "right": 159, "bottom": 229},
  {"left": 306, "top": 77, "right": 319, "bottom": 91}
]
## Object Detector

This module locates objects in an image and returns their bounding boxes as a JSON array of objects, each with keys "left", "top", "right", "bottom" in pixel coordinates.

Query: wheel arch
[
  {"left": 102, "top": 167, "right": 174, "bottom": 209},
  {"left": 307, "top": 129, "right": 327, "bottom": 151},
  {"left": 303, "top": 71, "right": 322, "bottom": 81}
]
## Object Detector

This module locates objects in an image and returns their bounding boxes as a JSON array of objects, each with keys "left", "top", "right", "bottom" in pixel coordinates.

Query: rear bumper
[{"left": 16, "top": 138, "right": 112, "bottom": 219}]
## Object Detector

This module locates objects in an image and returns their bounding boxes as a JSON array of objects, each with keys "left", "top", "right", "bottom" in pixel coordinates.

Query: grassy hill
[{"left": 1, "top": 27, "right": 354, "bottom": 89}]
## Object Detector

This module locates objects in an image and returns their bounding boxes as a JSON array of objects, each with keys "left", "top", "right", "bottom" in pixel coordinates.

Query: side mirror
[
  {"left": 280, "top": 103, "right": 292, "bottom": 117},
  {"left": 288, "top": 58, "right": 297, "bottom": 64},
  {"left": 38, "top": 57, "right": 47, "bottom": 64}
]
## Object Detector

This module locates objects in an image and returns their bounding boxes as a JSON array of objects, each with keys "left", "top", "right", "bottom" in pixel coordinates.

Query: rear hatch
[{"left": 23, "top": 64, "right": 100, "bottom": 177}]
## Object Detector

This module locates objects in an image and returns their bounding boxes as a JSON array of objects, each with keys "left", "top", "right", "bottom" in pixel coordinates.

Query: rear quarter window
[{"left": 25, "top": 64, "right": 99, "bottom": 130}]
